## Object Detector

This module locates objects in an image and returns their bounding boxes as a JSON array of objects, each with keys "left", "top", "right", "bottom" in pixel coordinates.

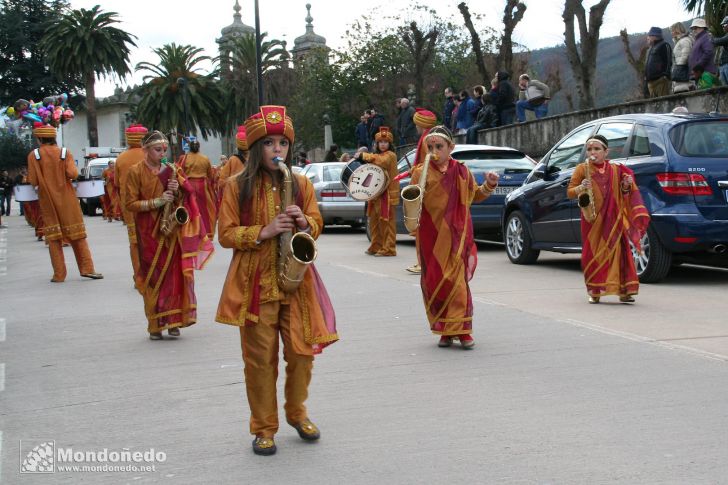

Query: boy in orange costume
[
  {"left": 356, "top": 126, "right": 399, "bottom": 256},
  {"left": 216, "top": 106, "right": 338, "bottom": 456},
  {"left": 26, "top": 123, "right": 103, "bottom": 282}
]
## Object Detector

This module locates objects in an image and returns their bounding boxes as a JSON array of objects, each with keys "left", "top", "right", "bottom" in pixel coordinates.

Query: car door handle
[{"left": 559, "top": 180, "right": 570, "bottom": 187}]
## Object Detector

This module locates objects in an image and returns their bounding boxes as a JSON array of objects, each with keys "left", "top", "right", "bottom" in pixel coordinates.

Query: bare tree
[
  {"left": 401, "top": 21, "right": 438, "bottom": 105},
  {"left": 457, "top": 2, "right": 490, "bottom": 85},
  {"left": 619, "top": 28, "right": 649, "bottom": 82},
  {"left": 497, "top": 0, "right": 527, "bottom": 74},
  {"left": 562, "top": 0, "right": 611, "bottom": 109}
]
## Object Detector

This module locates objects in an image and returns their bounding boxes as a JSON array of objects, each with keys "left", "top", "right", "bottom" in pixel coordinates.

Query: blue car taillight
[{"left": 656, "top": 173, "right": 713, "bottom": 196}]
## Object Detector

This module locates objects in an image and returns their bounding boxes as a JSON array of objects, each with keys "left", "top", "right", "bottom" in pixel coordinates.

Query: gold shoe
[
  {"left": 619, "top": 295, "right": 635, "bottom": 303},
  {"left": 167, "top": 327, "right": 180, "bottom": 336},
  {"left": 81, "top": 272, "right": 104, "bottom": 280},
  {"left": 588, "top": 296, "right": 600, "bottom": 304},
  {"left": 289, "top": 418, "right": 320, "bottom": 441},
  {"left": 252, "top": 437, "right": 277, "bottom": 456},
  {"left": 149, "top": 332, "right": 163, "bottom": 340},
  {"left": 406, "top": 264, "right": 421, "bottom": 274}
]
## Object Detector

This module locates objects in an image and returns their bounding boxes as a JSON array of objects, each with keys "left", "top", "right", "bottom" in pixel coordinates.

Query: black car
[
  {"left": 502, "top": 113, "right": 728, "bottom": 282},
  {"left": 395, "top": 144, "right": 536, "bottom": 240}
]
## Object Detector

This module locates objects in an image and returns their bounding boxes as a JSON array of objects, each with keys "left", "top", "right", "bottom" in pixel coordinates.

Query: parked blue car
[
  {"left": 502, "top": 113, "right": 728, "bottom": 282},
  {"left": 395, "top": 144, "right": 536, "bottom": 240}
]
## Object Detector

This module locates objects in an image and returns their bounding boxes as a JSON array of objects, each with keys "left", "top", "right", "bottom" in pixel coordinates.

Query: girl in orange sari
[
  {"left": 410, "top": 126, "right": 499, "bottom": 349},
  {"left": 567, "top": 135, "right": 650, "bottom": 303},
  {"left": 216, "top": 106, "right": 337, "bottom": 456},
  {"left": 125, "top": 131, "right": 213, "bottom": 340}
]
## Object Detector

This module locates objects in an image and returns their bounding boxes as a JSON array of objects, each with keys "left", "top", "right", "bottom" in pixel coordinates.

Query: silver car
[{"left": 301, "top": 162, "right": 366, "bottom": 228}]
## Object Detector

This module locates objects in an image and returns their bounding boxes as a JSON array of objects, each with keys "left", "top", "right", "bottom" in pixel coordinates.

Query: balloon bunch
[{"left": 6, "top": 93, "right": 74, "bottom": 127}]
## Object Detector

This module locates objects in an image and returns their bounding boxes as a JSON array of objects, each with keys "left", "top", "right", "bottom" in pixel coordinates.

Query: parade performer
[
  {"left": 100, "top": 161, "right": 112, "bottom": 221},
  {"left": 19, "top": 168, "right": 44, "bottom": 240},
  {"left": 125, "top": 131, "right": 213, "bottom": 340},
  {"left": 398, "top": 108, "right": 437, "bottom": 274},
  {"left": 411, "top": 125, "right": 498, "bottom": 349},
  {"left": 567, "top": 135, "right": 650, "bottom": 304},
  {"left": 102, "top": 161, "right": 121, "bottom": 222},
  {"left": 26, "top": 123, "right": 103, "bottom": 282},
  {"left": 218, "top": 125, "right": 248, "bottom": 197},
  {"left": 216, "top": 106, "right": 338, "bottom": 456},
  {"left": 180, "top": 137, "right": 217, "bottom": 239},
  {"left": 115, "top": 124, "right": 148, "bottom": 288},
  {"left": 356, "top": 126, "right": 399, "bottom": 256}
]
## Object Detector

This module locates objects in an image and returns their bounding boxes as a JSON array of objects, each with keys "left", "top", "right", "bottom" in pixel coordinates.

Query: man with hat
[
  {"left": 645, "top": 26, "right": 673, "bottom": 97},
  {"left": 26, "top": 123, "right": 103, "bottom": 282},
  {"left": 712, "top": 16, "right": 728, "bottom": 85},
  {"left": 689, "top": 18, "right": 717, "bottom": 79},
  {"left": 115, "top": 123, "right": 148, "bottom": 289}
]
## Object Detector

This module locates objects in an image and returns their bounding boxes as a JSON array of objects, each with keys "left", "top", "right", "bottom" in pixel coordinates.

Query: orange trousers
[
  {"left": 367, "top": 202, "right": 397, "bottom": 256},
  {"left": 48, "top": 238, "right": 95, "bottom": 282},
  {"left": 239, "top": 301, "right": 314, "bottom": 438}
]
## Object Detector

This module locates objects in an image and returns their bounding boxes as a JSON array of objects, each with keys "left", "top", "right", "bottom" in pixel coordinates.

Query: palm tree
[
  {"left": 40, "top": 6, "right": 136, "bottom": 146},
  {"left": 135, "top": 43, "right": 224, "bottom": 146},
  {"left": 218, "top": 33, "right": 290, "bottom": 138},
  {"left": 681, "top": 0, "right": 727, "bottom": 35}
]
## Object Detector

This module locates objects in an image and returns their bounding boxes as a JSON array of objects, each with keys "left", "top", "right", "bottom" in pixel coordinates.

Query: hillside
[{"left": 526, "top": 29, "right": 657, "bottom": 114}]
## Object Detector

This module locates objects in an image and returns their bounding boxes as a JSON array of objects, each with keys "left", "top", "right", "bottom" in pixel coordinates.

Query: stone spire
[
  {"left": 217, "top": 1, "right": 254, "bottom": 45},
  {"left": 292, "top": 3, "right": 329, "bottom": 61}
]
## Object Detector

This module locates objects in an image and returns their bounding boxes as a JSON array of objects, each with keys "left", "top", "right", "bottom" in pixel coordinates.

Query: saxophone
[
  {"left": 160, "top": 158, "right": 190, "bottom": 237},
  {"left": 577, "top": 156, "right": 597, "bottom": 223},
  {"left": 401, "top": 152, "right": 437, "bottom": 233},
  {"left": 277, "top": 157, "right": 317, "bottom": 293}
]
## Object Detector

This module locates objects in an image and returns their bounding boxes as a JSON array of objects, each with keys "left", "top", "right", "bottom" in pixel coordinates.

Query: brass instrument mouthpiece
[
  {"left": 429, "top": 153, "right": 440, "bottom": 161},
  {"left": 273, "top": 156, "right": 284, "bottom": 163},
  {"left": 589, "top": 156, "right": 596, "bottom": 161}
]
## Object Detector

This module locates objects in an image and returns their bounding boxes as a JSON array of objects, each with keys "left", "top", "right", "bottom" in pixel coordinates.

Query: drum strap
[{"left": 33, "top": 147, "right": 67, "bottom": 159}]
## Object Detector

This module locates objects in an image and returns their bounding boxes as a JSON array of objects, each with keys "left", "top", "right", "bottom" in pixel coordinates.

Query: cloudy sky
[{"left": 69, "top": 0, "right": 693, "bottom": 97}]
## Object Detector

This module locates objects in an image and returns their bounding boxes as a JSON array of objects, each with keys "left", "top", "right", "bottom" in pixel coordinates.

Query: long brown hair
[{"left": 237, "top": 139, "right": 298, "bottom": 211}]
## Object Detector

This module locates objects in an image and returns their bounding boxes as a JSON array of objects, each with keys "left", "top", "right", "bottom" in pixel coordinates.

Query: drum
[
  {"left": 74, "top": 180, "right": 105, "bottom": 198},
  {"left": 340, "top": 160, "right": 389, "bottom": 201},
  {"left": 13, "top": 184, "right": 38, "bottom": 202}
]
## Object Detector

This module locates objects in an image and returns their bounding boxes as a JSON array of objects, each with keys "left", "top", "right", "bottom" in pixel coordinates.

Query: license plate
[{"left": 494, "top": 186, "right": 514, "bottom": 195}]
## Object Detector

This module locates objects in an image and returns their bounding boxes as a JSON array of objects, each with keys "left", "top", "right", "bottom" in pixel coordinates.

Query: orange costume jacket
[
  {"left": 215, "top": 172, "right": 338, "bottom": 355},
  {"left": 27, "top": 146, "right": 86, "bottom": 241}
]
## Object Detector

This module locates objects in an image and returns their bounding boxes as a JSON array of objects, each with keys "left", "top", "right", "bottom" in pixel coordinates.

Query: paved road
[{"left": 1, "top": 216, "right": 727, "bottom": 484}]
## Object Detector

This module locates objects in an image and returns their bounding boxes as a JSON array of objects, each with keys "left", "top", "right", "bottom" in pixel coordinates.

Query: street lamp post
[{"left": 254, "top": 0, "right": 264, "bottom": 108}]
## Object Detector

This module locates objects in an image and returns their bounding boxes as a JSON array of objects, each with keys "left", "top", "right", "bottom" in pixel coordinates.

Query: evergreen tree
[{"left": 0, "top": 0, "right": 80, "bottom": 106}]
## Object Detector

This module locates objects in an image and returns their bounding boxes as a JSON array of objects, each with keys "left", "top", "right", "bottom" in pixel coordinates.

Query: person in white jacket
[{"left": 671, "top": 22, "right": 693, "bottom": 93}]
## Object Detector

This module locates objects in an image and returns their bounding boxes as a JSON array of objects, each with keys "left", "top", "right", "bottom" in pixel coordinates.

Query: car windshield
[
  {"left": 89, "top": 166, "right": 105, "bottom": 178},
  {"left": 670, "top": 121, "right": 728, "bottom": 158},
  {"left": 397, "top": 150, "right": 416, "bottom": 174},
  {"left": 457, "top": 150, "right": 534, "bottom": 174},
  {"left": 323, "top": 165, "right": 343, "bottom": 182}
]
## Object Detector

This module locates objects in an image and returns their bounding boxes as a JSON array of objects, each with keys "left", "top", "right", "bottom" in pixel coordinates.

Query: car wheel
[
  {"left": 505, "top": 211, "right": 540, "bottom": 264},
  {"left": 632, "top": 225, "right": 672, "bottom": 283}
]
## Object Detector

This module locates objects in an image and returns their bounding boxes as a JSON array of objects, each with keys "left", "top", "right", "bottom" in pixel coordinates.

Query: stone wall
[{"left": 457, "top": 86, "right": 728, "bottom": 158}]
